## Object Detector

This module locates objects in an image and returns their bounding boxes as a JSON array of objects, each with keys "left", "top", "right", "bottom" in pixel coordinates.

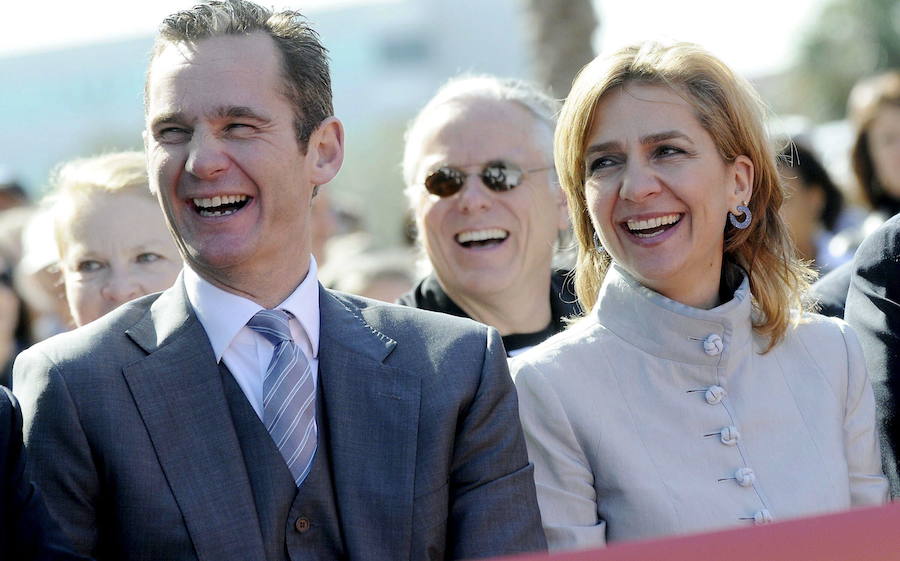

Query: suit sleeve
[
  {"left": 512, "top": 360, "right": 606, "bottom": 551},
  {"left": 446, "top": 327, "right": 547, "bottom": 560},
  {"left": 13, "top": 348, "right": 100, "bottom": 558},
  {"left": 844, "top": 217, "right": 900, "bottom": 496}
]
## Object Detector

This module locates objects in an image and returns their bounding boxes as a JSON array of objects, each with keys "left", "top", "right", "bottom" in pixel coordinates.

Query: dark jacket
[
  {"left": 844, "top": 213, "right": 900, "bottom": 497},
  {"left": 397, "top": 270, "right": 581, "bottom": 355},
  {"left": 0, "top": 387, "right": 89, "bottom": 561}
]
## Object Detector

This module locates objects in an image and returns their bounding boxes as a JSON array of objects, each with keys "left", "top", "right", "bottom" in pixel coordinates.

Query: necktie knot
[{"left": 247, "top": 309, "right": 292, "bottom": 346}]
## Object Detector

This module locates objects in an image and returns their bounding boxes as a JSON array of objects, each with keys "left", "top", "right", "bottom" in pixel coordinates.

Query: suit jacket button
[{"left": 295, "top": 516, "right": 311, "bottom": 533}]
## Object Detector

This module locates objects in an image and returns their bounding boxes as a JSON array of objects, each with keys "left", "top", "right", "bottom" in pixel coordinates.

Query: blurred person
[
  {"left": 16, "top": 207, "right": 69, "bottom": 341},
  {"left": 0, "top": 179, "right": 29, "bottom": 212},
  {"left": 809, "top": 71, "right": 900, "bottom": 318},
  {"left": 513, "top": 42, "right": 888, "bottom": 550},
  {"left": 399, "top": 75, "right": 578, "bottom": 356},
  {"left": 14, "top": 1, "right": 545, "bottom": 559},
  {"left": 778, "top": 141, "right": 848, "bottom": 273},
  {"left": 0, "top": 255, "right": 30, "bottom": 387},
  {"left": 0, "top": 386, "right": 93, "bottom": 560},
  {"left": 844, "top": 214, "right": 900, "bottom": 497},
  {"left": 324, "top": 247, "right": 416, "bottom": 302},
  {"left": 0, "top": 206, "right": 36, "bottom": 266},
  {"left": 849, "top": 70, "right": 900, "bottom": 219},
  {"left": 45, "top": 151, "right": 182, "bottom": 327}
]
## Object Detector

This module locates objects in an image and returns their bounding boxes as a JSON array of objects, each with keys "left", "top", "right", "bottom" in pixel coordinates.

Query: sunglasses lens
[
  {"left": 482, "top": 162, "right": 522, "bottom": 192},
  {"left": 424, "top": 167, "right": 464, "bottom": 197}
]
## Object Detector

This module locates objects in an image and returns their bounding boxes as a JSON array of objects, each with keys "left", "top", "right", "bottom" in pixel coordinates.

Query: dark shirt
[{"left": 397, "top": 270, "right": 582, "bottom": 355}]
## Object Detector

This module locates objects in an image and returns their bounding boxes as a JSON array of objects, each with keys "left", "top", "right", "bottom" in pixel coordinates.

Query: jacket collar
[{"left": 593, "top": 264, "right": 757, "bottom": 367}]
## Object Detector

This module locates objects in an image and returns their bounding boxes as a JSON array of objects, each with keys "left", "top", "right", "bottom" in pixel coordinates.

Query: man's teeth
[
  {"left": 456, "top": 229, "right": 509, "bottom": 244},
  {"left": 626, "top": 214, "right": 680, "bottom": 234},
  {"left": 193, "top": 194, "right": 248, "bottom": 208}
]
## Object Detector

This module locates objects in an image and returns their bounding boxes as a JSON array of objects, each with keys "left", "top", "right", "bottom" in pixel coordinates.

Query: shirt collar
[{"left": 184, "top": 257, "right": 321, "bottom": 362}]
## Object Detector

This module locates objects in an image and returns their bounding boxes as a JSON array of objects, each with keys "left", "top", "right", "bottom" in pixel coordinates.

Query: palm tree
[{"left": 521, "top": 0, "right": 599, "bottom": 98}]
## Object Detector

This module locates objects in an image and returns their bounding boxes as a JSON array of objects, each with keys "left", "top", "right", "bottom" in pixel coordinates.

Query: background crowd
[{"left": 0, "top": 0, "right": 898, "bottom": 559}]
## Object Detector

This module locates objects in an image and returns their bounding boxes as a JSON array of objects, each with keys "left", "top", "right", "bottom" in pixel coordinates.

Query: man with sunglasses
[
  {"left": 13, "top": 1, "right": 545, "bottom": 559},
  {"left": 399, "top": 76, "right": 578, "bottom": 357}
]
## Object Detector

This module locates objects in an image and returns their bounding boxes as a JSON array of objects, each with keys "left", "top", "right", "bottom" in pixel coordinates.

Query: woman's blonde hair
[
  {"left": 555, "top": 42, "right": 814, "bottom": 351},
  {"left": 46, "top": 151, "right": 154, "bottom": 254}
]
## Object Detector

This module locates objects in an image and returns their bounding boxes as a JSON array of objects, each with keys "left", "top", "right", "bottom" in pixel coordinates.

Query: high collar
[{"left": 593, "top": 264, "right": 756, "bottom": 367}]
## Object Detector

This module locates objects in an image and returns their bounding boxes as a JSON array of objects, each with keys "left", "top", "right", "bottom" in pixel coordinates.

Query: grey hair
[
  {"left": 401, "top": 75, "right": 561, "bottom": 205},
  {"left": 145, "top": 0, "right": 332, "bottom": 146}
]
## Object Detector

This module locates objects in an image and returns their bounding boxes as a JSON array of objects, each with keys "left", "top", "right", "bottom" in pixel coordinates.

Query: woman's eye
[
  {"left": 656, "top": 145, "right": 684, "bottom": 157},
  {"left": 588, "top": 156, "right": 619, "bottom": 173},
  {"left": 76, "top": 260, "right": 104, "bottom": 273},
  {"left": 136, "top": 253, "right": 162, "bottom": 264}
]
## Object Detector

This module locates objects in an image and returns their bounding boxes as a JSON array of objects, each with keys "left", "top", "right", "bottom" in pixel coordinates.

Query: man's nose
[
  {"left": 185, "top": 133, "right": 230, "bottom": 180},
  {"left": 456, "top": 174, "right": 493, "bottom": 214}
]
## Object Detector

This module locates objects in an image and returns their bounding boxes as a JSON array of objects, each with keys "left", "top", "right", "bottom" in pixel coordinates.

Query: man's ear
[
  {"left": 307, "top": 117, "right": 344, "bottom": 186},
  {"left": 729, "top": 154, "right": 754, "bottom": 209}
]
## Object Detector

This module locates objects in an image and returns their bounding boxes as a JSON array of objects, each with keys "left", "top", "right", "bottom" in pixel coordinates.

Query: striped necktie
[{"left": 247, "top": 309, "right": 317, "bottom": 487}]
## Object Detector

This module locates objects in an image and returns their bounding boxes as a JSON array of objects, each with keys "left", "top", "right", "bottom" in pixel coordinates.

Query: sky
[
  {"left": 595, "top": 0, "right": 826, "bottom": 78},
  {"left": 2, "top": 0, "right": 827, "bottom": 78}
]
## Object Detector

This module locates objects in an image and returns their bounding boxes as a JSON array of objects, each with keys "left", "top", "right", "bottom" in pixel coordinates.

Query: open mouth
[
  {"left": 192, "top": 195, "right": 251, "bottom": 217},
  {"left": 623, "top": 213, "right": 682, "bottom": 238},
  {"left": 455, "top": 228, "right": 509, "bottom": 248}
]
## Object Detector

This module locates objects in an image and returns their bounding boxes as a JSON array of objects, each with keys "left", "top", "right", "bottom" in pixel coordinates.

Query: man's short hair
[{"left": 146, "top": 0, "right": 333, "bottom": 146}]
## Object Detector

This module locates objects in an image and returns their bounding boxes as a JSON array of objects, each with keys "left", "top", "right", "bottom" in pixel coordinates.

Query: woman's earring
[
  {"left": 592, "top": 232, "right": 606, "bottom": 254},
  {"left": 729, "top": 204, "right": 752, "bottom": 229}
]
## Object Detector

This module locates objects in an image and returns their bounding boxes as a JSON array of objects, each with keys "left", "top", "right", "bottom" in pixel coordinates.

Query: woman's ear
[{"left": 729, "top": 155, "right": 754, "bottom": 208}]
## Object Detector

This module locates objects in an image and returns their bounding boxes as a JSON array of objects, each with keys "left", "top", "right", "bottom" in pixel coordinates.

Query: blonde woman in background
[
  {"left": 512, "top": 42, "right": 888, "bottom": 550},
  {"left": 47, "top": 152, "right": 182, "bottom": 326}
]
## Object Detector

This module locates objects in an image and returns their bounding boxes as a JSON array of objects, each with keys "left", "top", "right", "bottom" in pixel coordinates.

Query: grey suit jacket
[{"left": 14, "top": 278, "right": 545, "bottom": 561}]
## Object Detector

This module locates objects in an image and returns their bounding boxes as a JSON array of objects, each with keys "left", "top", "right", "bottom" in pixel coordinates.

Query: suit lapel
[
  {"left": 122, "top": 279, "right": 267, "bottom": 561},
  {"left": 318, "top": 288, "right": 420, "bottom": 559}
]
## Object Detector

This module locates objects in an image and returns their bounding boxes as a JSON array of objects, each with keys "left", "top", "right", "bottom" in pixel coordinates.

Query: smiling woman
[
  {"left": 46, "top": 151, "right": 183, "bottom": 327},
  {"left": 511, "top": 41, "right": 889, "bottom": 550}
]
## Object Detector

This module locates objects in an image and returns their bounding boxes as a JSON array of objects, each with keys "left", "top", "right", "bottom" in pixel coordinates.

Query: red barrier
[{"left": 492, "top": 502, "right": 900, "bottom": 561}]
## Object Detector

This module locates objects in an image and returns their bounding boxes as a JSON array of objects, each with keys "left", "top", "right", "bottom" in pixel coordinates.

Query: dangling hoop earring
[
  {"left": 592, "top": 232, "right": 606, "bottom": 254},
  {"left": 729, "top": 204, "right": 752, "bottom": 229}
]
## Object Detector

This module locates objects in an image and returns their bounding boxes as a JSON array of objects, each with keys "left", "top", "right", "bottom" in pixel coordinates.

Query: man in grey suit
[{"left": 13, "top": 1, "right": 546, "bottom": 559}]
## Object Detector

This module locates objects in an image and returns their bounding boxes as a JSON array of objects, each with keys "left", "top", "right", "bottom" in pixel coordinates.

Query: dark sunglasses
[{"left": 423, "top": 161, "right": 551, "bottom": 198}]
